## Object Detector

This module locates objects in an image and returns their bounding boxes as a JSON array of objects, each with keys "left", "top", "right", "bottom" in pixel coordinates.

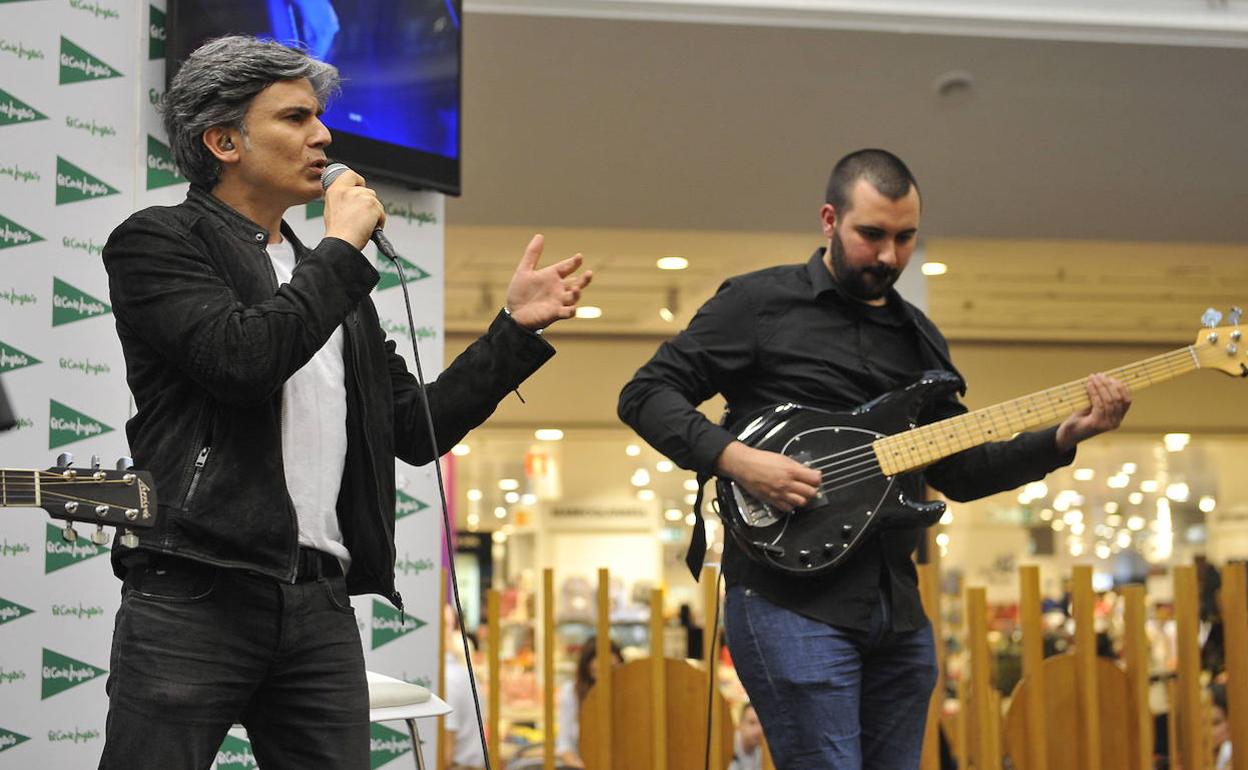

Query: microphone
[{"left": 319, "top": 162, "right": 400, "bottom": 262}]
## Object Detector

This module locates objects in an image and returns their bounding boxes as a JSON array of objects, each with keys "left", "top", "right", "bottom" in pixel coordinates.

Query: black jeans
[{"left": 98, "top": 557, "right": 369, "bottom": 770}]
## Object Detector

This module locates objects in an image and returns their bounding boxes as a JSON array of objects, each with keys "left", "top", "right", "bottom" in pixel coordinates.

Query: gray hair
[{"left": 163, "top": 36, "right": 339, "bottom": 189}]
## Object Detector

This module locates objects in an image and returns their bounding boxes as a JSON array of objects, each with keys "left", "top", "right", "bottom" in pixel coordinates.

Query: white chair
[{"left": 367, "top": 670, "right": 452, "bottom": 770}]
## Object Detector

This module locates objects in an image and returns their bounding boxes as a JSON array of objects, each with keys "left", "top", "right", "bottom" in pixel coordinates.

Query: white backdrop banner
[{"left": 0, "top": 2, "right": 446, "bottom": 767}]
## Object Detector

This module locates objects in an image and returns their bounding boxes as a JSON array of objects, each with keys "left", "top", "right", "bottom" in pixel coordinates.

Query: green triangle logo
[
  {"left": 0, "top": 213, "right": 43, "bottom": 250},
  {"left": 146, "top": 135, "right": 184, "bottom": 190},
  {"left": 0, "top": 340, "right": 41, "bottom": 374},
  {"left": 52, "top": 277, "right": 111, "bottom": 326},
  {"left": 305, "top": 199, "right": 324, "bottom": 219},
  {"left": 148, "top": 5, "right": 166, "bottom": 60},
  {"left": 370, "top": 723, "right": 412, "bottom": 768},
  {"left": 41, "top": 648, "right": 107, "bottom": 699},
  {"left": 0, "top": 728, "right": 30, "bottom": 755},
  {"left": 375, "top": 255, "right": 431, "bottom": 291},
  {"left": 45, "top": 523, "right": 109, "bottom": 573},
  {"left": 395, "top": 490, "right": 430, "bottom": 521},
  {"left": 59, "top": 37, "right": 122, "bottom": 84},
  {"left": 48, "top": 399, "right": 114, "bottom": 450},
  {"left": 56, "top": 156, "right": 119, "bottom": 204},
  {"left": 216, "top": 735, "right": 258, "bottom": 769},
  {"left": 0, "top": 88, "right": 48, "bottom": 126},
  {"left": 0, "top": 597, "right": 35, "bottom": 627},
  {"left": 370, "top": 600, "right": 425, "bottom": 650}
]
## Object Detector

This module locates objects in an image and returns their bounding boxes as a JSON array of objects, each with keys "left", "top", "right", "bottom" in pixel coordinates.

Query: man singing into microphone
[{"left": 98, "top": 36, "right": 591, "bottom": 770}]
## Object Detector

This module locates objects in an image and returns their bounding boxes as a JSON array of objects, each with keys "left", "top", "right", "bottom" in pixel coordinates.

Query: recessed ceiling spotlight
[
  {"left": 625, "top": 444, "right": 641, "bottom": 457},
  {"left": 657, "top": 256, "right": 689, "bottom": 271},
  {"left": 575, "top": 306, "right": 602, "bottom": 319},
  {"left": 921, "top": 262, "right": 947, "bottom": 276},
  {"left": 451, "top": 443, "right": 470, "bottom": 456},
  {"left": 534, "top": 428, "right": 564, "bottom": 441},
  {"left": 659, "top": 308, "right": 676, "bottom": 322}
]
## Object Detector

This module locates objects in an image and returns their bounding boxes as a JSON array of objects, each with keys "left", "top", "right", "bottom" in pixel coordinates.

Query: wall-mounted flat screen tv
[{"left": 166, "top": 0, "right": 462, "bottom": 195}]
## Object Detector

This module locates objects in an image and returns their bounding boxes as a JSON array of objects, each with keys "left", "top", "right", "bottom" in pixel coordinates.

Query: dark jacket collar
[{"left": 187, "top": 185, "right": 301, "bottom": 249}]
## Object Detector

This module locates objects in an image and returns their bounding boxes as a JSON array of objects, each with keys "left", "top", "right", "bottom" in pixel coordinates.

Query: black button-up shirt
[{"left": 619, "top": 249, "right": 1074, "bottom": 632}]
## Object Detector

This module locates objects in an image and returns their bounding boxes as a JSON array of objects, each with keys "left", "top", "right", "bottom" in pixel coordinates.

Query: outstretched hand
[
  {"left": 1054, "top": 373, "right": 1132, "bottom": 453},
  {"left": 505, "top": 234, "right": 593, "bottom": 331}
]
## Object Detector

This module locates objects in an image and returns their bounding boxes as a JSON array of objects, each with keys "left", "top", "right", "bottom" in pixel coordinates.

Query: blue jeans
[
  {"left": 724, "top": 585, "right": 936, "bottom": 770},
  {"left": 98, "top": 557, "right": 370, "bottom": 770}
]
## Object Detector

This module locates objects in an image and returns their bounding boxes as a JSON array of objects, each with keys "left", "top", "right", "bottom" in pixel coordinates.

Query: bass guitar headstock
[{"left": 1192, "top": 306, "right": 1248, "bottom": 377}]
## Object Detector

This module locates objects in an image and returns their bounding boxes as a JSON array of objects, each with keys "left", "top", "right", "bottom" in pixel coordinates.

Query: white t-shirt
[
  {"left": 267, "top": 238, "right": 351, "bottom": 569},
  {"left": 443, "top": 652, "right": 486, "bottom": 766}
]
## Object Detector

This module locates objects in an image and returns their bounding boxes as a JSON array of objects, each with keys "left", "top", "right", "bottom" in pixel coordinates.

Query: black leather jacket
[{"left": 103, "top": 187, "right": 553, "bottom": 606}]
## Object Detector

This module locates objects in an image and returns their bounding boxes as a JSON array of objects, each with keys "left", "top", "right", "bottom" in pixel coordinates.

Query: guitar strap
[{"left": 684, "top": 470, "right": 712, "bottom": 579}]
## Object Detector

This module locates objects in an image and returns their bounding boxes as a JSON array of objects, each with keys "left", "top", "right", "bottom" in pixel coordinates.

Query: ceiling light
[
  {"left": 656, "top": 256, "right": 688, "bottom": 271},
  {"left": 1122, "top": 462, "right": 1137, "bottom": 474},
  {"left": 1163, "top": 433, "right": 1190, "bottom": 452},
  {"left": 491, "top": 531, "right": 507, "bottom": 544},
  {"left": 1073, "top": 468, "right": 1094, "bottom": 481},
  {"left": 499, "top": 478, "right": 520, "bottom": 491},
  {"left": 625, "top": 444, "right": 641, "bottom": 457},
  {"left": 935, "top": 533, "right": 950, "bottom": 547},
  {"left": 940, "top": 510, "right": 953, "bottom": 525},
  {"left": 920, "top": 262, "right": 947, "bottom": 276},
  {"left": 637, "top": 489, "right": 656, "bottom": 502},
  {"left": 658, "top": 307, "right": 676, "bottom": 322},
  {"left": 683, "top": 479, "right": 700, "bottom": 492},
  {"left": 685, "top": 513, "right": 697, "bottom": 526},
  {"left": 1140, "top": 480, "right": 1159, "bottom": 494},
  {"left": 1063, "top": 510, "right": 1084, "bottom": 526},
  {"left": 534, "top": 428, "right": 564, "bottom": 441},
  {"left": 575, "top": 306, "right": 602, "bottom": 319},
  {"left": 1199, "top": 496, "right": 1216, "bottom": 513},
  {"left": 1051, "top": 519, "right": 1066, "bottom": 532},
  {"left": 1127, "top": 516, "right": 1145, "bottom": 531},
  {"left": 1107, "top": 473, "right": 1129, "bottom": 489},
  {"left": 656, "top": 460, "right": 674, "bottom": 473},
  {"left": 467, "top": 513, "right": 480, "bottom": 529},
  {"left": 451, "top": 443, "right": 471, "bottom": 456},
  {"left": 664, "top": 508, "right": 683, "bottom": 522},
  {"left": 631, "top": 469, "right": 651, "bottom": 487},
  {"left": 1039, "top": 509, "right": 1054, "bottom": 521},
  {"left": 467, "top": 488, "right": 483, "bottom": 502},
  {"left": 1069, "top": 539, "right": 1084, "bottom": 556},
  {"left": 1024, "top": 481, "right": 1048, "bottom": 500},
  {"left": 1165, "top": 482, "right": 1190, "bottom": 502},
  {"left": 1103, "top": 501, "right": 1119, "bottom": 514},
  {"left": 521, "top": 493, "right": 537, "bottom": 506},
  {"left": 1128, "top": 492, "right": 1144, "bottom": 505},
  {"left": 504, "top": 491, "right": 520, "bottom": 504},
  {"left": 1106, "top": 514, "right": 1123, "bottom": 527},
  {"left": 1095, "top": 543, "right": 1112, "bottom": 560},
  {"left": 494, "top": 506, "right": 508, "bottom": 519},
  {"left": 1116, "top": 530, "right": 1132, "bottom": 549},
  {"left": 1070, "top": 521, "right": 1086, "bottom": 536},
  {"left": 684, "top": 493, "right": 697, "bottom": 506}
]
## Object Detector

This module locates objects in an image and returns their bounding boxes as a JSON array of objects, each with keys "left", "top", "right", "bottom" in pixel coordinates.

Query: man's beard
[{"left": 828, "top": 229, "right": 899, "bottom": 302}]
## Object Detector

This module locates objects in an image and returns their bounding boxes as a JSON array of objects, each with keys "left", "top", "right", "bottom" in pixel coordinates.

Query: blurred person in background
[{"left": 555, "top": 636, "right": 623, "bottom": 768}]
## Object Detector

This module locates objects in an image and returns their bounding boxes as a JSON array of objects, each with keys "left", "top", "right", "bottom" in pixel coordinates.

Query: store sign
[{"left": 550, "top": 506, "right": 647, "bottom": 520}]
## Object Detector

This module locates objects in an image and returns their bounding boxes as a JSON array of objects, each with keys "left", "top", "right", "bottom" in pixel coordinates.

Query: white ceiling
[{"left": 445, "top": 10, "right": 1248, "bottom": 241}]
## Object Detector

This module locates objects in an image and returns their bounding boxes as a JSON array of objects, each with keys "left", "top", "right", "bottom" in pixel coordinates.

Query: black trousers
[{"left": 98, "top": 557, "right": 369, "bottom": 770}]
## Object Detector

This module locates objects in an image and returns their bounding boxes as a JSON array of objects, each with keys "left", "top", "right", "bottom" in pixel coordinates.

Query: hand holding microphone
[{"left": 320, "top": 162, "right": 395, "bottom": 258}]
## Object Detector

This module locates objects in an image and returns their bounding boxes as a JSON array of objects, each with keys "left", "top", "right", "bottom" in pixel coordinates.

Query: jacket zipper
[{"left": 184, "top": 446, "right": 211, "bottom": 509}]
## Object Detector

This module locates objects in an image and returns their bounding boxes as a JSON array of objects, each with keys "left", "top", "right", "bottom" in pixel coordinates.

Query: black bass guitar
[
  {"left": 715, "top": 312, "right": 1247, "bottom": 576},
  {"left": 1, "top": 453, "right": 157, "bottom": 547}
]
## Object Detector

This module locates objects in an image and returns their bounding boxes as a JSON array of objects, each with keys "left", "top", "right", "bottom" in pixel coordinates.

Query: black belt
[{"left": 294, "top": 547, "right": 341, "bottom": 581}]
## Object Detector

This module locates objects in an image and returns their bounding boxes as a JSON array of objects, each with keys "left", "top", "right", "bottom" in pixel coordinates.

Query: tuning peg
[
  {"left": 90, "top": 526, "right": 111, "bottom": 546},
  {"left": 116, "top": 457, "right": 134, "bottom": 471},
  {"left": 1229, "top": 307, "right": 1243, "bottom": 326},
  {"left": 61, "top": 525, "right": 78, "bottom": 542},
  {"left": 119, "top": 530, "right": 139, "bottom": 549},
  {"left": 56, "top": 452, "right": 75, "bottom": 468},
  {"left": 90, "top": 454, "right": 101, "bottom": 470}
]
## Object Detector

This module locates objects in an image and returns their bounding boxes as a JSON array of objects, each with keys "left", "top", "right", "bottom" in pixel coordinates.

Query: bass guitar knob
[{"left": 798, "top": 550, "right": 812, "bottom": 566}]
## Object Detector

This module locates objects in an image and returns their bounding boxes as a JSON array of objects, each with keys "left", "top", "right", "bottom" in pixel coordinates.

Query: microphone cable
[
  {"left": 385, "top": 247, "right": 496, "bottom": 770},
  {"left": 702, "top": 566, "right": 725, "bottom": 770}
]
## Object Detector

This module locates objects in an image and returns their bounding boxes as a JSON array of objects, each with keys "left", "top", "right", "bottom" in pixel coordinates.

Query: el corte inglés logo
[
  {"left": 370, "top": 723, "right": 412, "bottom": 768},
  {"left": 45, "top": 523, "right": 109, "bottom": 573},
  {"left": 216, "top": 735, "right": 258, "bottom": 769},
  {"left": 0, "top": 340, "right": 41, "bottom": 374},
  {"left": 370, "top": 601, "right": 425, "bottom": 649},
  {"left": 52, "top": 277, "right": 111, "bottom": 326},
  {"left": 41, "top": 648, "right": 107, "bottom": 699},
  {"left": 0, "top": 597, "right": 35, "bottom": 627},
  {"left": 48, "top": 399, "right": 114, "bottom": 449},
  {"left": 68, "top": 0, "right": 120, "bottom": 21},
  {"left": 0, "top": 728, "right": 30, "bottom": 754},
  {"left": 56, "top": 156, "right": 120, "bottom": 204},
  {"left": 395, "top": 490, "right": 429, "bottom": 521},
  {"left": 59, "top": 37, "right": 122, "bottom": 84},
  {"left": 0, "top": 213, "right": 43, "bottom": 249},
  {"left": 376, "top": 255, "right": 431, "bottom": 292},
  {"left": 146, "top": 134, "right": 185, "bottom": 190},
  {"left": 149, "top": 5, "right": 166, "bottom": 60},
  {"left": 0, "top": 87, "right": 47, "bottom": 126}
]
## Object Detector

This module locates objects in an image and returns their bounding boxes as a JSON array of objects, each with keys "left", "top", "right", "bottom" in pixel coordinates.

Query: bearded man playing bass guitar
[{"left": 617, "top": 149, "right": 1131, "bottom": 770}]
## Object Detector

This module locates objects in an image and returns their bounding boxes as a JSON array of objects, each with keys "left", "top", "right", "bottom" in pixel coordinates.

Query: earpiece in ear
[{"left": 221, "top": 139, "right": 235, "bottom": 150}]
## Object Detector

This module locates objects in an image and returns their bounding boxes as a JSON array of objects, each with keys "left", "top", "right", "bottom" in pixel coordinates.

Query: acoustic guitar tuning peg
[
  {"left": 56, "top": 452, "right": 75, "bottom": 468},
  {"left": 119, "top": 530, "right": 139, "bottom": 549},
  {"left": 91, "top": 526, "right": 111, "bottom": 546},
  {"left": 1229, "top": 306, "right": 1243, "bottom": 326},
  {"left": 62, "top": 525, "right": 78, "bottom": 542},
  {"left": 90, "top": 454, "right": 101, "bottom": 470},
  {"left": 116, "top": 457, "right": 134, "bottom": 471}
]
